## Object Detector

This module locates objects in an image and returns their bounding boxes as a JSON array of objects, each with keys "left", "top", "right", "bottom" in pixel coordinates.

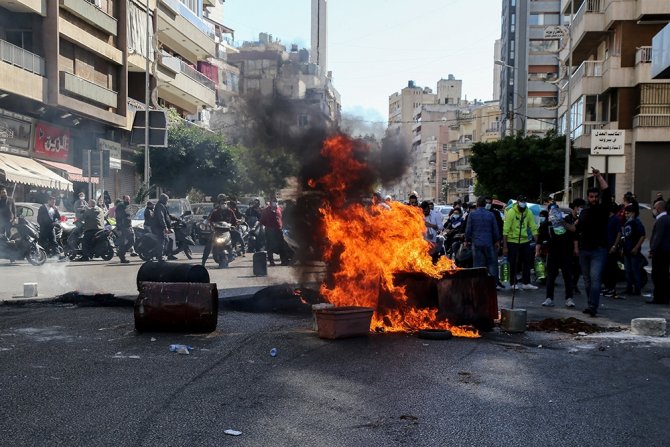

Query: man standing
[
  {"left": 576, "top": 168, "right": 611, "bottom": 317},
  {"left": 37, "top": 196, "right": 63, "bottom": 258},
  {"left": 143, "top": 201, "right": 155, "bottom": 232},
  {"left": 421, "top": 200, "right": 443, "bottom": 262},
  {"left": 81, "top": 200, "right": 105, "bottom": 261},
  {"left": 0, "top": 186, "right": 16, "bottom": 238},
  {"left": 73, "top": 192, "right": 87, "bottom": 220},
  {"left": 649, "top": 200, "right": 670, "bottom": 304},
  {"left": 115, "top": 195, "right": 134, "bottom": 264},
  {"left": 260, "top": 198, "right": 288, "bottom": 266},
  {"left": 201, "top": 194, "right": 227, "bottom": 266},
  {"left": 503, "top": 195, "right": 538, "bottom": 290},
  {"left": 152, "top": 193, "right": 175, "bottom": 260},
  {"left": 465, "top": 196, "right": 500, "bottom": 279}
]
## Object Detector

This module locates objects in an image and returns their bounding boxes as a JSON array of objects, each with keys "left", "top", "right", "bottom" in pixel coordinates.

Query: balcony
[
  {"left": 59, "top": 0, "right": 117, "bottom": 36},
  {"left": 570, "top": 60, "right": 603, "bottom": 98},
  {"left": 634, "top": 0, "right": 669, "bottom": 21},
  {"left": 0, "top": 40, "right": 46, "bottom": 102},
  {"left": 633, "top": 103, "right": 670, "bottom": 142},
  {"left": 157, "top": 55, "right": 216, "bottom": 113},
  {"left": 570, "top": 0, "right": 607, "bottom": 65},
  {"left": 0, "top": 0, "right": 45, "bottom": 15},
  {"left": 157, "top": 0, "right": 216, "bottom": 62},
  {"left": 60, "top": 71, "right": 118, "bottom": 107}
]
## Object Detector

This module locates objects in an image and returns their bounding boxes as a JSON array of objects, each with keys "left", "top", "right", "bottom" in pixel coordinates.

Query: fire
[{"left": 310, "top": 134, "right": 479, "bottom": 337}]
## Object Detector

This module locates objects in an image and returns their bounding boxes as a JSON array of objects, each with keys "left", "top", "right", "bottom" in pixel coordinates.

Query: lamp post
[
  {"left": 495, "top": 59, "right": 516, "bottom": 135},
  {"left": 144, "top": 0, "right": 151, "bottom": 192}
]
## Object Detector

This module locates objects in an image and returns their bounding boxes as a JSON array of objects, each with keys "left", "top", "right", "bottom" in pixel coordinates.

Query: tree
[
  {"left": 134, "top": 110, "right": 240, "bottom": 198},
  {"left": 470, "top": 132, "right": 583, "bottom": 203}
]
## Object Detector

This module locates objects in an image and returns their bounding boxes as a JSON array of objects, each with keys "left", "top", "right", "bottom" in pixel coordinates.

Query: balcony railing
[
  {"left": 161, "top": 0, "right": 215, "bottom": 38},
  {"left": 572, "top": 60, "right": 603, "bottom": 83},
  {"left": 635, "top": 46, "right": 652, "bottom": 65},
  {"left": 572, "top": 0, "right": 603, "bottom": 35},
  {"left": 0, "top": 39, "right": 45, "bottom": 76},
  {"left": 633, "top": 115, "right": 670, "bottom": 128},
  {"left": 161, "top": 55, "right": 216, "bottom": 90}
]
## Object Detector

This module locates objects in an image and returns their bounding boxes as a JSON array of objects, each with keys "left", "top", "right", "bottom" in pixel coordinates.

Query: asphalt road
[
  {"left": 2, "top": 247, "right": 670, "bottom": 446},
  {"left": 1, "top": 302, "right": 670, "bottom": 447}
]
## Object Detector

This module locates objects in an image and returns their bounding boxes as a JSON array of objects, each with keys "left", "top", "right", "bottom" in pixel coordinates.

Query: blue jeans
[
  {"left": 579, "top": 247, "right": 608, "bottom": 312},
  {"left": 623, "top": 253, "right": 643, "bottom": 293},
  {"left": 473, "top": 244, "right": 498, "bottom": 279}
]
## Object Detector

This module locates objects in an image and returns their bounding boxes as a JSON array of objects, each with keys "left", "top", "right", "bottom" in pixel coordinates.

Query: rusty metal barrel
[
  {"left": 136, "top": 261, "right": 209, "bottom": 291},
  {"left": 135, "top": 262, "right": 217, "bottom": 333}
]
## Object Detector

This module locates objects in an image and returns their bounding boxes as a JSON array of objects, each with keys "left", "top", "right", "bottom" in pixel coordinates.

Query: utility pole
[{"left": 144, "top": 0, "right": 151, "bottom": 192}]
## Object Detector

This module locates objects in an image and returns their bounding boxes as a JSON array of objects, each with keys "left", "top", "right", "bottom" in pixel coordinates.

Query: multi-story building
[
  {"left": 0, "top": 0, "right": 131, "bottom": 201},
  {"left": 227, "top": 34, "right": 341, "bottom": 130},
  {"left": 0, "top": 0, "right": 224, "bottom": 202},
  {"left": 500, "top": 0, "right": 561, "bottom": 136},
  {"left": 558, "top": 0, "right": 670, "bottom": 202}
]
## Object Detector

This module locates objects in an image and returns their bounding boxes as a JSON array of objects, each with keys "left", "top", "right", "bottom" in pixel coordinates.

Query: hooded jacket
[{"left": 503, "top": 204, "right": 538, "bottom": 244}]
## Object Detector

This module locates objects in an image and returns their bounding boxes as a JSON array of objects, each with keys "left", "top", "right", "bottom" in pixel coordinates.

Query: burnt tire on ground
[{"left": 417, "top": 329, "right": 453, "bottom": 340}]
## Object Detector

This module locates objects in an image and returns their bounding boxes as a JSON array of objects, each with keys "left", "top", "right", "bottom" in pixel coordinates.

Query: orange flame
[{"left": 314, "top": 135, "right": 479, "bottom": 338}]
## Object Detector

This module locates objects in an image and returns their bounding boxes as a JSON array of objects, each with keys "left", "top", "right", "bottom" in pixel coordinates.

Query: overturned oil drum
[
  {"left": 136, "top": 261, "right": 210, "bottom": 291},
  {"left": 135, "top": 282, "right": 218, "bottom": 333}
]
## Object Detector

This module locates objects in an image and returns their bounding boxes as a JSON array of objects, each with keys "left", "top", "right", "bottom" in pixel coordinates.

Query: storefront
[{"left": 0, "top": 152, "right": 73, "bottom": 204}]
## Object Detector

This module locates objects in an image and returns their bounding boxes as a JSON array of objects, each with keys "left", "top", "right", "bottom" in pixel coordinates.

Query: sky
[{"left": 223, "top": 0, "right": 502, "bottom": 125}]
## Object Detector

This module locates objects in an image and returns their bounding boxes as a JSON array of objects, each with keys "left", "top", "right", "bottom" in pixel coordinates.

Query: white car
[{"left": 433, "top": 205, "right": 454, "bottom": 225}]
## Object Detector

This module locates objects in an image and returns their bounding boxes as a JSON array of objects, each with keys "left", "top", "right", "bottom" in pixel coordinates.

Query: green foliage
[
  {"left": 232, "top": 144, "right": 299, "bottom": 197},
  {"left": 470, "top": 133, "right": 578, "bottom": 203},
  {"left": 134, "top": 112, "right": 239, "bottom": 198}
]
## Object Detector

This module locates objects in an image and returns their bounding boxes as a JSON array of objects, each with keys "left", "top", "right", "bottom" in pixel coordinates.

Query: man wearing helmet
[{"left": 201, "top": 194, "right": 229, "bottom": 266}]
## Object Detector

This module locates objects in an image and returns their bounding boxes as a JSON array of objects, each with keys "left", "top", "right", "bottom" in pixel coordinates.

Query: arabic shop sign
[
  {"left": 0, "top": 109, "right": 32, "bottom": 156},
  {"left": 590, "top": 130, "right": 625, "bottom": 155},
  {"left": 97, "top": 138, "right": 122, "bottom": 170},
  {"left": 34, "top": 122, "right": 70, "bottom": 161}
]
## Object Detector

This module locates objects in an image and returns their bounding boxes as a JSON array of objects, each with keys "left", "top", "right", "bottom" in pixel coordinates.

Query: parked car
[
  {"left": 433, "top": 205, "right": 454, "bottom": 225},
  {"left": 131, "top": 198, "right": 193, "bottom": 230},
  {"left": 15, "top": 202, "right": 75, "bottom": 232}
]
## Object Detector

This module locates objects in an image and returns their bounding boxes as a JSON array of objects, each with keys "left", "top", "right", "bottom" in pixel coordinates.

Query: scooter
[
  {"left": 210, "top": 221, "right": 235, "bottom": 268},
  {"left": 0, "top": 217, "right": 47, "bottom": 265},
  {"left": 65, "top": 223, "right": 115, "bottom": 261},
  {"left": 245, "top": 220, "right": 265, "bottom": 253},
  {"left": 135, "top": 214, "right": 195, "bottom": 261}
]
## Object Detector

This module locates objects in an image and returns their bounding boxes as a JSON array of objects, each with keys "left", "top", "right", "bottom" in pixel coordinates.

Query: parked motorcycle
[
  {"left": 0, "top": 217, "right": 47, "bottom": 265},
  {"left": 210, "top": 221, "right": 235, "bottom": 268},
  {"left": 135, "top": 214, "right": 195, "bottom": 261},
  {"left": 65, "top": 222, "right": 115, "bottom": 261},
  {"left": 245, "top": 219, "right": 265, "bottom": 253}
]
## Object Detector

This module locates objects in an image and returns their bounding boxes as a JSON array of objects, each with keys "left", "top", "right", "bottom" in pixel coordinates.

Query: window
[
  {"left": 527, "top": 96, "right": 558, "bottom": 108},
  {"left": 528, "top": 13, "right": 560, "bottom": 25},
  {"left": 180, "top": 0, "right": 198, "bottom": 13},
  {"left": 528, "top": 72, "right": 559, "bottom": 81},
  {"left": 442, "top": 160, "right": 448, "bottom": 171},
  {"left": 529, "top": 39, "right": 559, "bottom": 53},
  {"left": 442, "top": 144, "right": 449, "bottom": 154},
  {"left": 5, "top": 30, "right": 33, "bottom": 51}
]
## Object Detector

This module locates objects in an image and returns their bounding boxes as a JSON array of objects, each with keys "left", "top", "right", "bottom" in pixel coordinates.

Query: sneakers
[
  {"left": 565, "top": 298, "right": 576, "bottom": 308},
  {"left": 521, "top": 283, "right": 538, "bottom": 290},
  {"left": 582, "top": 307, "right": 597, "bottom": 317},
  {"left": 602, "top": 289, "right": 615, "bottom": 297},
  {"left": 541, "top": 298, "right": 554, "bottom": 307}
]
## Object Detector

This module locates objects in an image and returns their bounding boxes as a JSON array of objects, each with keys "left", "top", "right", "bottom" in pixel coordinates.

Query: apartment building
[
  {"left": 0, "top": 0, "right": 223, "bottom": 202},
  {"left": 558, "top": 0, "right": 670, "bottom": 202},
  {"left": 227, "top": 34, "right": 341, "bottom": 130},
  {"left": 500, "top": 0, "right": 561, "bottom": 136}
]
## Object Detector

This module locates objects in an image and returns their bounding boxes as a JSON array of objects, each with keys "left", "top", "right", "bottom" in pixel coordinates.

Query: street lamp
[{"left": 495, "top": 59, "right": 516, "bottom": 135}]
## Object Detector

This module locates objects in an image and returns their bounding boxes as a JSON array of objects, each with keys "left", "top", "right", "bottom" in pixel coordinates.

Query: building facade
[
  {"left": 0, "top": 0, "right": 225, "bottom": 203},
  {"left": 500, "top": 0, "right": 561, "bottom": 136},
  {"left": 558, "top": 0, "right": 670, "bottom": 202}
]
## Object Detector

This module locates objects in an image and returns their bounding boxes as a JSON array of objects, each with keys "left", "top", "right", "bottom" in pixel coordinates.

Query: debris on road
[
  {"left": 527, "top": 317, "right": 623, "bottom": 334},
  {"left": 169, "top": 344, "right": 192, "bottom": 355},
  {"left": 224, "top": 429, "right": 242, "bottom": 436}
]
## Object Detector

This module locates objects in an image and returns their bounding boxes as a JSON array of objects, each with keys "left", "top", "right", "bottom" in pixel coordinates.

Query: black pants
[
  {"left": 82, "top": 229, "right": 98, "bottom": 259},
  {"left": 0, "top": 221, "right": 10, "bottom": 239},
  {"left": 39, "top": 226, "right": 61, "bottom": 255},
  {"left": 602, "top": 252, "right": 619, "bottom": 291},
  {"left": 266, "top": 228, "right": 288, "bottom": 264},
  {"left": 652, "top": 252, "right": 670, "bottom": 304},
  {"left": 117, "top": 227, "right": 135, "bottom": 260},
  {"left": 230, "top": 228, "right": 244, "bottom": 253},
  {"left": 508, "top": 242, "right": 532, "bottom": 285},
  {"left": 546, "top": 246, "right": 573, "bottom": 300}
]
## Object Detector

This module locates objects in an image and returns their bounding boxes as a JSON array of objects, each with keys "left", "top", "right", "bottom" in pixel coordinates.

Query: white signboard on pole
[
  {"left": 97, "top": 138, "right": 122, "bottom": 170},
  {"left": 543, "top": 26, "right": 564, "bottom": 39},
  {"left": 588, "top": 155, "right": 626, "bottom": 174},
  {"left": 591, "top": 130, "right": 625, "bottom": 155}
]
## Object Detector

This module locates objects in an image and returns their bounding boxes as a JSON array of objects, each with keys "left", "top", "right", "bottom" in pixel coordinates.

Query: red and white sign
[{"left": 34, "top": 122, "right": 70, "bottom": 161}]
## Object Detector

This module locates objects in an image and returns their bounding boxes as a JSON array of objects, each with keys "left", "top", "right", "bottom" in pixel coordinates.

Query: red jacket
[{"left": 260, "top": 206, "right": 282, "bottom": 230}]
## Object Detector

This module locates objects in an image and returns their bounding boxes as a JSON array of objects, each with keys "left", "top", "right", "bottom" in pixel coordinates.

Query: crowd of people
[{"left": 401, "top": 168, "right": 670, "bottom": 316}]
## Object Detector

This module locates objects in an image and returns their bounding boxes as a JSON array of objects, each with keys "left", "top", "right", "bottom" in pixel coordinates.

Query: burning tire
[{"left": 417, "top": 329, "right": 453, "bottom": 340}]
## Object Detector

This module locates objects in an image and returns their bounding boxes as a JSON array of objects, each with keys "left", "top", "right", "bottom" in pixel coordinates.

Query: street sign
[
  {"left": 590, "top": 130, "right": 625, "bottom": 155},
  {"left": 130, "top": 110, "right": 168, "bottom": 147},
  {"left": 97, "top": 138, "right": 122, "bottom": 170},
  {"left": 543, "top": 26, "right": 565, "bottom": 39},
  {"left": 588, "top": 155, "right": 626, "bottom": 174}
]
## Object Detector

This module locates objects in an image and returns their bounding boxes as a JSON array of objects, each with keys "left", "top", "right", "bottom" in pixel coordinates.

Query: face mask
[
  {"left": 518, "top": 202, "right": 527, "bottom": 209},
  {"left": 452, "top": 214, "right": 461, "bottom": 220},
  {"left": 485, "top": 203, "right": 491, "bottom": 210},
  {"left": 540, "top": 217, "right": 546, "bottom": 223}
]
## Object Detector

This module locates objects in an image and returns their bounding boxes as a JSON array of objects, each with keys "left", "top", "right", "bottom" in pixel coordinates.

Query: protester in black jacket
[
  {"left": 115, "top": 195, "right": 134, "bottom": 263},
  {"left": 576, "top": 168, "right": 611, "bottom": 317},
  {"left": 37, "top": 196, "right": 63, "bottom": 256},
  {"left": 152, "top": 193, "right": 175, "bottom": 260},
  {"left": 650, "top": 200, "right": 670, "bottom": 304}
]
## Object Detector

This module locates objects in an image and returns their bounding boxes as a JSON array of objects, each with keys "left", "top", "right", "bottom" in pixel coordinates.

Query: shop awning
[
  {"left": 0, "top": 153, "right": 73, "bottom": 191},
  {"left": 38, "top": 159, "right": 99, "bottom": 184}
]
